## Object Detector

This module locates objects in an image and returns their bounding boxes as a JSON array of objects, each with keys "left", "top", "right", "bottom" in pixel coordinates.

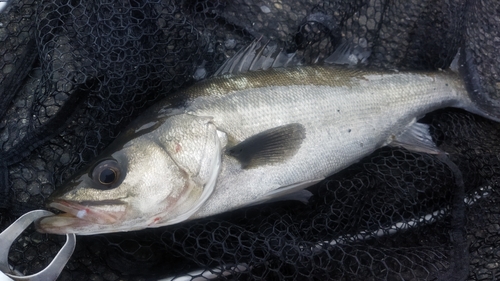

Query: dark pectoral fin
[{"left": 228, "top": 123, "right": 306, "bottom": 169}]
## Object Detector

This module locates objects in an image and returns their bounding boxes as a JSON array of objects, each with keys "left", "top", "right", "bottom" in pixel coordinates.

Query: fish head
[{"left": 37, "top": 114, "right": 223, "bottom": 235}]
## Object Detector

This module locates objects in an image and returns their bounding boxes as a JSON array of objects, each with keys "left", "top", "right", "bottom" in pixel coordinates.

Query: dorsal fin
[
  {"left": 214, "top": 38, "right": 302, "bottom": 76},
  {"left": 214, "top": 38, "right": 372, "bottom": 76},
  {"left": 324, "top": 41, "right": 371, "bottom": 66},
  {"left": 449, "top": 48, "right": 460, "bottom": 73}
]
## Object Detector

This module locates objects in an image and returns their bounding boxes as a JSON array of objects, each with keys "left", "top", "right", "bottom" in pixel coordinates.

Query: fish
[{"left": 36, "top": 41, "right": 500, "bottom": 235}]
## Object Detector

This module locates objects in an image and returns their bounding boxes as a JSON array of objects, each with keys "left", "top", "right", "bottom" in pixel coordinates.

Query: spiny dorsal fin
[
  {"left": 227, "top": 123, "right": 306, "bottom": 169},
  {"left": 214, "top": 38, "right": 371, "bottom": 76},
  {"left": 324, "top": 41, "right": 371, "bottom": 66},
  {"left": 214, "top": 38, "right": 302, "bottom": 76}
]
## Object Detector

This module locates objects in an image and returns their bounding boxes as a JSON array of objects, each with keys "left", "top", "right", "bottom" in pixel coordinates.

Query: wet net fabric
[{"left": 0, "top": 0, "right": 499, "bottom": 280}]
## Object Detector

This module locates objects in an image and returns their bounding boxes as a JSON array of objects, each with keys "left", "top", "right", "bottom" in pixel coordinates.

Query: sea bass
[{"left": 36, "top": 45, "right": 499, "bottom": 235}]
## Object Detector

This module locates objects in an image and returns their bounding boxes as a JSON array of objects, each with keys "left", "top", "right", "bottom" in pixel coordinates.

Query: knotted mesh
[{"left": 1, "top": 0, "right": 499, "bottom": 280}]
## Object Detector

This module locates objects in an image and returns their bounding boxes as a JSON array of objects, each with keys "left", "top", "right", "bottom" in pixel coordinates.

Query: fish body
[
  {"left": 37, "top": 65, "right": 497, "bottom": 235},
  {"left": 182, "top": 66, "right": 471, "bottom": 217}
]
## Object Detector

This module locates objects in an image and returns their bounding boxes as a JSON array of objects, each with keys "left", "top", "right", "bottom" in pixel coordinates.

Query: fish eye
[{"left": 91, "top": 159, "right": 121, "bottom": 189}]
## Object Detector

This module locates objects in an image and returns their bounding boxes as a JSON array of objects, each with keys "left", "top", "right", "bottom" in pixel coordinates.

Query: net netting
[{"left": 0, "top": 0, "right": 499, "bottom": 280}]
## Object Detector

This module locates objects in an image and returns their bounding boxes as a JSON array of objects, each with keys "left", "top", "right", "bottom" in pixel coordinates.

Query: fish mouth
[{"left": 36, "top": 199, "right": 127, "bottom": 234}]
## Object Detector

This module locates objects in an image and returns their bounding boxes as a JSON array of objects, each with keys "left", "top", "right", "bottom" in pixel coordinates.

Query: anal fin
[{"left": 390, "top": 122, "right": 444, "bottom": 154}]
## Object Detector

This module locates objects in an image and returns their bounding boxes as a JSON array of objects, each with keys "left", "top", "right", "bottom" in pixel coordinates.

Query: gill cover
[{"left": 150, "top": 114, "right": 224, "bottom": 226}]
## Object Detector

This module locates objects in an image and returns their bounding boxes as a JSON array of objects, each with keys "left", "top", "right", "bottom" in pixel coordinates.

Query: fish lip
[
  {"left": 46, "top": 199, "right": 127, "bottom": 224},
  {"left": 36, "top": 199, "right": 128, "bottom": 234}
]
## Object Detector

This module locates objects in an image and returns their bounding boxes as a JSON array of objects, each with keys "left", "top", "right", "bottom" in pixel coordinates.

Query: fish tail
[{"left": 457, "top": 48, "right": 500, "bottom": 122}]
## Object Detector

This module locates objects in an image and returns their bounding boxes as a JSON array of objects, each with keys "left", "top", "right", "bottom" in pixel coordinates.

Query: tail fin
[{"left": 458, "top": 48, "right": 500, "bottom": 122}]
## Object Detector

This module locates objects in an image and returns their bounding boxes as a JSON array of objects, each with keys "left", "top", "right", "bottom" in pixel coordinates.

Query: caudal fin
[{"left": 458, "top": 48, "right": 500, "bottom": 122}]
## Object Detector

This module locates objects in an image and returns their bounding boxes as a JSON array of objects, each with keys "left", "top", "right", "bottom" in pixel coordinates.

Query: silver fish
[{"left": 36, "top": 45, "right": 499, "bottom": 235}]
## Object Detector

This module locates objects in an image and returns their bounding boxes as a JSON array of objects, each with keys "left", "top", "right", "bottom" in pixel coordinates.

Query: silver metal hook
[{"left": 0, "top": 210, "right": 76, "bottom": 281}]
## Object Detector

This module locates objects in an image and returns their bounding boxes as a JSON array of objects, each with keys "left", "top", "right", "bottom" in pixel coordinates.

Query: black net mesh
[{"left": 0, "top": 0, "right": 499, "bottom": 280}]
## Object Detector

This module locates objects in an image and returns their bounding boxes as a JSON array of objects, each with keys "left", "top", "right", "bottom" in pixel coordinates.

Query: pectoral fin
[
  {"left": 390, "top": 122, "right": 444, "bottom": 154},
  {"left": 228, "top": 123, "right": 306, "bottom": 169}
]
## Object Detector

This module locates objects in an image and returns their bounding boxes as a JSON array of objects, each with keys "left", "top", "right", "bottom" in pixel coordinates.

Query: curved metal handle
[
  {"left": 0, "top": 210, "right": 76, "bottom": 281},
  {"left": 0, "top": 0, "right": 10, "bottom": 14}
]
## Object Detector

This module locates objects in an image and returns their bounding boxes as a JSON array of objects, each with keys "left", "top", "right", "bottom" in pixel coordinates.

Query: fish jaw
[{"left": 36, "top": 199, "right": 127, "bottom": 234}]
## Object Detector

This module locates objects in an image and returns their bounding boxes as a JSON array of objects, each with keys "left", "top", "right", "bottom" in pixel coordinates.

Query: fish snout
[{"left": 36, "top": 199, "right": 127, "bottom": 234}]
